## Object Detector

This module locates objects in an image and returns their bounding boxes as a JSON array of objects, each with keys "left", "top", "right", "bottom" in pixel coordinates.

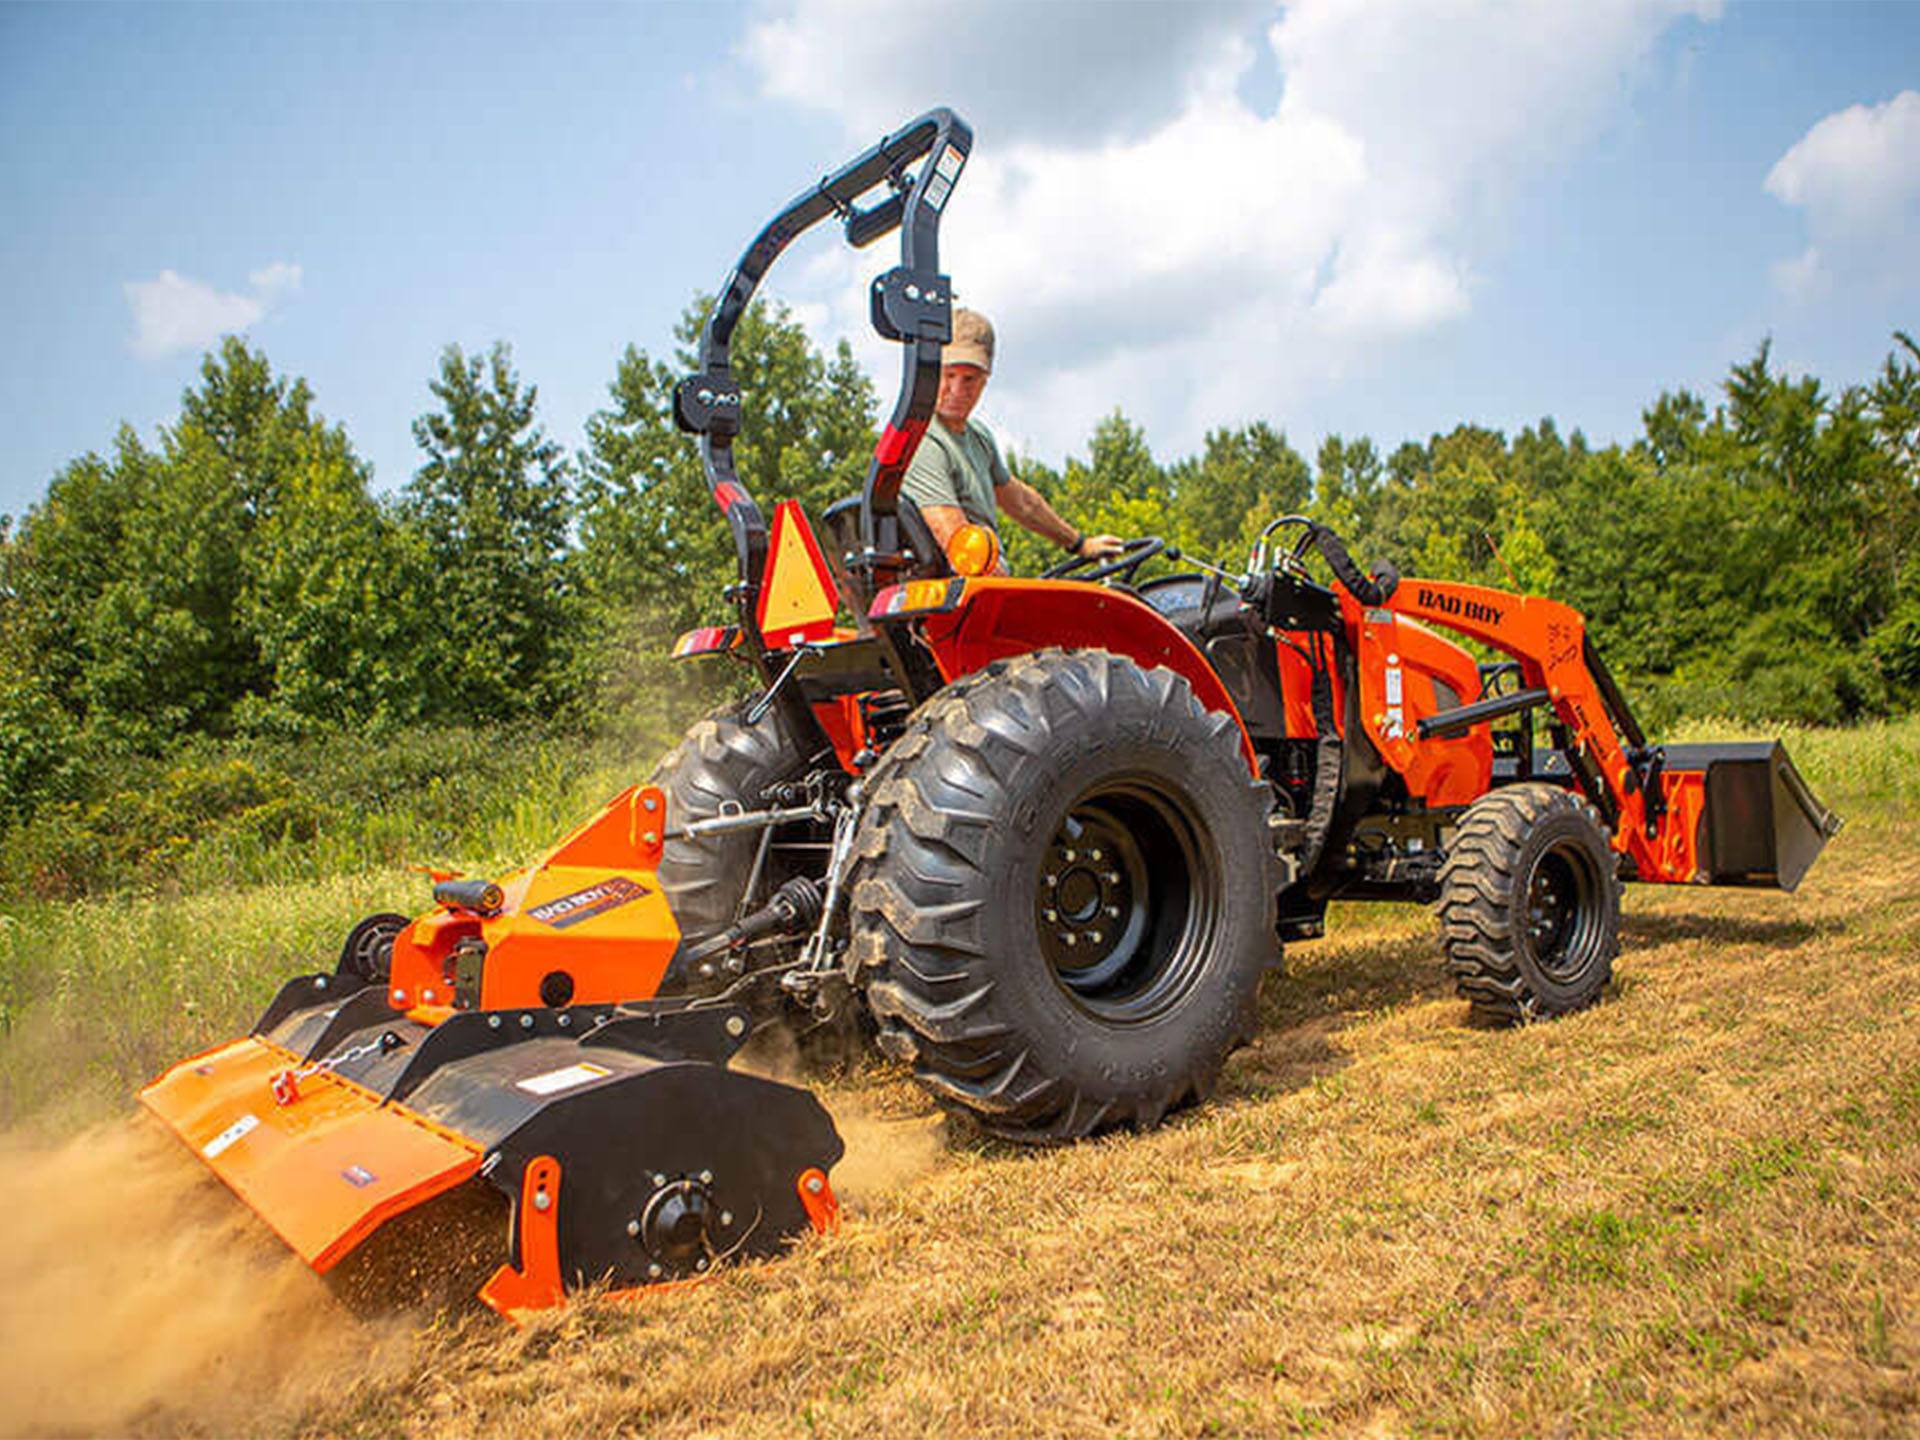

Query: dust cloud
[
  {"left": 825, "top": 1100, "right": 945, "bottom": 1205},
  {"left": 0, "top": 1115, "right": 408, "bottom": 1436},
  {"left": 736, "top": 1023, "right": 948, "bottom": 1204}
]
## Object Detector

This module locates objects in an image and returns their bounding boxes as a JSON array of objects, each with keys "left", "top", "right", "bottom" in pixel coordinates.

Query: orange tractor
[{"left": 144, "top": 109, "right": 1840, "bottom": 1316}]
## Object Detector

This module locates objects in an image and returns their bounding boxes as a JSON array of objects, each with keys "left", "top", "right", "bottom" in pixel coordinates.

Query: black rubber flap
[
  {"left": 1664, "top": 742, "right": 1843, "bottom": 891},
  {"left": 253, "top": 972, "right": 370, "bottom": 1044}
]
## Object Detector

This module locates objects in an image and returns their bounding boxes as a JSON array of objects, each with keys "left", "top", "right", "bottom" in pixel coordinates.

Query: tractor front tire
[
  {"left": 848, "top": 650, "right": 1277, "bottom": 1143},
  {"left": 650, "top": 700, "right": 812, "bottom": 993},
  {"left": 1437, "top": 783, "right": 1621, "bottom": 1024}
]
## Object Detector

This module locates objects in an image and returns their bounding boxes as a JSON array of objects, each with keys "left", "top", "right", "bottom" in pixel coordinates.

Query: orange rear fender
[{"left": 915, "top": 577, "right": 1258, "bottom": 772}]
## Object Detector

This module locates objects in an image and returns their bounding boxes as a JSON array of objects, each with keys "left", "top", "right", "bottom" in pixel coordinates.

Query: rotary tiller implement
[
  {"left": 142, "top": 784, "right": 842, "bottom": 1319},
  {"left": 144, "top": 108, "right": 1842, "bottom": 1315}
]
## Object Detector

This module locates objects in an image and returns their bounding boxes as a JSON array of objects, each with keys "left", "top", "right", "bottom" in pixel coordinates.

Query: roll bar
[{"left": 673, "top": 108, "right": 974, "bottom": 640}]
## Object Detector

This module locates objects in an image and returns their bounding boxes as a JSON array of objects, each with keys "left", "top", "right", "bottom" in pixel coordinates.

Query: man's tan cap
[{"left": 943, "top": 308, "right": 994, "bottom": 373}]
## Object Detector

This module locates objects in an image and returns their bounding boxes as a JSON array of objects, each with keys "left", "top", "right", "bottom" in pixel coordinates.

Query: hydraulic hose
[
  {"left": 1296, "top": 637, "right": 1345, "bottom": 881},
  {"left": 1310, "top": 525, "right": 1400, "bottom": 607}
]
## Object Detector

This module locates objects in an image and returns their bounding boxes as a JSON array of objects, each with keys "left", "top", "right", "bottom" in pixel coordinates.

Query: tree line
[{"left": 2, "top": 299, "right": 1916, "bottom": 832}]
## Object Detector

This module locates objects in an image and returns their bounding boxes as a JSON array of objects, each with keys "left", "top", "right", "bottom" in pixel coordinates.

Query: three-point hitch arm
[{"left": 672, "top": 108, "right": 974, "bottom": 659}]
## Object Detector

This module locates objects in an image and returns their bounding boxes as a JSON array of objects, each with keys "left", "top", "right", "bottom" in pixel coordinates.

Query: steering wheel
[{"left": 1041, "top": 536, "right": 1166, "bottom": 586}]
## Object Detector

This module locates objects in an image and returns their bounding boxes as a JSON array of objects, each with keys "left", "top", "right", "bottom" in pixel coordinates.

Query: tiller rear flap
[{"left": 145, "top": 982, "right": 842, "bottom": 1318}]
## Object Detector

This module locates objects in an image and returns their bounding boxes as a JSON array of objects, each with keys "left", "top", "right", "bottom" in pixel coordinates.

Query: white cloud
[
  {"left": 1765, "top": 90, "right": 1920, "bottom": 298},
  {"left": 1769, "top": 245, "right": 1827, "bottom": 303},
  {"left": 742, "top": 0, "right": 1718, "bottom": 462},
  {"left": 123, "top": 261, "right": 303, "bottom": 359},
  {"left": 742, "top": 0, "right": 1264, "bottom": 146},
  {"left": 248, "top": 260, "right": 304, "bottom": 299}
]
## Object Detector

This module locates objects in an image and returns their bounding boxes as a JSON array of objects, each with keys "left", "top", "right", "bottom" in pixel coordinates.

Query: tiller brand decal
[
  {"left": 527, "top": 876, "right": 652, "bottom": 929},
  {"left": 1417, "top": 587, "right": 1507, "bottom": 628}
]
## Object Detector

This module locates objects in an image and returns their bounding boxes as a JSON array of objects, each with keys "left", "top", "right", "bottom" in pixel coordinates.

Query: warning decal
[
  {"left": 526, "top": 876, "right": 650, "bottom": 929},
  {"left": 517, "top": 1062, "right": 613, "bottom": 1097},
  {"left": 203, "top": 1112, "right": 259, "bottom": 1159}
]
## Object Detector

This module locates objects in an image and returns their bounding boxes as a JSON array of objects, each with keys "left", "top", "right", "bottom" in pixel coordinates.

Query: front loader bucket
[
  {"left": 142, "top": 973, "right": 844, "bottom": 1318},
  {"left": 1660, "top": 741, "right": 1843, "bottom": 892}
]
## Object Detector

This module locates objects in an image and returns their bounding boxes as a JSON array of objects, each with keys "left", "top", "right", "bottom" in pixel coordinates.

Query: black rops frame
[{"left": 673, "top": 107, "right": 974, "bottom": 681}]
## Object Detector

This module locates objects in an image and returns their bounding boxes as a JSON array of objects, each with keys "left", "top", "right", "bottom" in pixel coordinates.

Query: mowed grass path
[
  {"left": 295, "top": 737, "right": 1917, "bottom": 1439},
  {"left": 1, "top": 720, "right": 1915, "bottom": 1436}
]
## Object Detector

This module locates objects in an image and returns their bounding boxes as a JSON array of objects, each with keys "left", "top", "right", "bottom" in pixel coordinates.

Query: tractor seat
[{"left": 820, "top": 494, "right": 951, "bottom": 594}]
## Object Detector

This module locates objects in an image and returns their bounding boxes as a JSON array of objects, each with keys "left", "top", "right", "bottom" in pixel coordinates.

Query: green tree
[
  {"left": 11, "top": 341, "right": 368, "bottom": 748},
  {"left": 2, "top": 340, "right": 394, "bottom": 757},
  {"left": 1311, "top": 434, "right": 1384, "bottom": 554},
  {"left": 0, "top": 517, "right": 80, "bottom": 823},
  {"left": 405, "top": 342, "right": 574, "bottom": 721},
  {"left": 1035, "top": 411, "right": 1174, "bottom": 575},
  {"left": 574, "top": 297, "right": 877, "bottom": 651},
  {"left": 237, "top": 436, "right": 434, "bottom": 734},
  {"left": 1173, "top": 422, "right": 1311, "bottom": 561}
]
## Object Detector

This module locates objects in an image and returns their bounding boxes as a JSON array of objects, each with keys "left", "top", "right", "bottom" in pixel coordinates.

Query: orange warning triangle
[{"left": 757, "top": 501, "right": 840, "bottom": 647}]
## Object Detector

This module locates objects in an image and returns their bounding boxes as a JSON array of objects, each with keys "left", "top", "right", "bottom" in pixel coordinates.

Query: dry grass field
[{"left": 2, "top": 720, "right": 1916, "bottom": 1437}]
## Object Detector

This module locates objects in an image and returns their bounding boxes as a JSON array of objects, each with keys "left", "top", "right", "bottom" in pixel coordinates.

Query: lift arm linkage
[{"left": 1373, "top": 576, "right": 1679, "bottom": 878}]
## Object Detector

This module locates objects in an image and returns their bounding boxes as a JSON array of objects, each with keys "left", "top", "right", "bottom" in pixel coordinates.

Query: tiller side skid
[{"left": 140, "top": 784, "right": 844, "bottom": 1319}]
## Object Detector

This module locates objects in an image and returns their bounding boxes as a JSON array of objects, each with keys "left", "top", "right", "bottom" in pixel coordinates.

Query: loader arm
[{"left": 1363, "top": 578, "right": 1676, "bottom": 873}]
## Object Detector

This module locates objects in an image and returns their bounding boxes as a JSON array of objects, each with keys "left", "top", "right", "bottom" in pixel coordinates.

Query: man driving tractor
[{"left": 900, "top": 308, "right": 1124, "bottom": 571}]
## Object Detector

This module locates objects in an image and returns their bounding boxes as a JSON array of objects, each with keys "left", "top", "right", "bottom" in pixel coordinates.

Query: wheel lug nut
[
  {"left": 1105, "top": 871, "right": 1121, "bottom": 885},
  {"left": 1045, "top": 873, "right": 1058, "bottom": 887},
  {"left": 1062, "top": 933, "right": 1077, "bottom": 947},
  {"left": 1089, "top": 848, "right": 1103, "bottom": 861},
  {"left": 1043, "top": 908, "right": 1058, "bottom": 922},
  {"left": 1062, "top": 848, "right": 1077, "bottom": 862},
  {"left": 1087, "top": 931, "right": 1103, "bottom": 945},
  {"left": 1104, "top": 904, "right": 1120, "bottom": 918}
]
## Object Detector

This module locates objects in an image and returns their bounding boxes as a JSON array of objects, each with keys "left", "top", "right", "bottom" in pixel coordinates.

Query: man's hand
[{"left": 1077, "top": 533, "right": 1125, "bottom": 560}]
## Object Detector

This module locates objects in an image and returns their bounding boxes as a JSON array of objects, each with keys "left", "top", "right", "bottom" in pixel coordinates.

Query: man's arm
[
  {"left": 918, "top": 503, "right": 973, "bottom": 556},
  {"left": 997, "top": 477, "right": 1123, "bottom": 559}
]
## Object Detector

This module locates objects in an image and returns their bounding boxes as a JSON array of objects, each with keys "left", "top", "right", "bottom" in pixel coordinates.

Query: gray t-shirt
[{"left": 900, "top": 418, "right": 1011, "bottom": 530}]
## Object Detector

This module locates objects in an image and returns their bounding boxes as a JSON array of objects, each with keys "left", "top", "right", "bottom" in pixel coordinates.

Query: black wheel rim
[
  {"left": 1034, "top": 779, "right": 1219, "bottom": 1024},
  {"left": 1523, "top": 840, "right": 1605, "bottom": 984}
]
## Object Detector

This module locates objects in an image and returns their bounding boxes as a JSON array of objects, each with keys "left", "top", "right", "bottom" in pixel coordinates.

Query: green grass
[
  {"left": 0, "top": 711, "right": 1915, "bottom": 1435},
  {"left": 0, "top": 710, "right": 698, "bottom": 1127}
]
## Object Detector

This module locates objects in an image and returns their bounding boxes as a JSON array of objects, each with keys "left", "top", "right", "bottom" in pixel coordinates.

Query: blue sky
[{"left": 3, "top": 1, "right": 1917, "bottom": 523}]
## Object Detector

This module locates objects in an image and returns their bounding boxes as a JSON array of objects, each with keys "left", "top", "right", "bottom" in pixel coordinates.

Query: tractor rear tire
[
  {"left": 650, "top": 700, "right": 812, "bottom": 993},
  {"left": 1437, "top": 783, "right": 1621, "bottom": 1024},
  {"left": 847, "top": 649, "right": 1277, "bottom": 1143}
]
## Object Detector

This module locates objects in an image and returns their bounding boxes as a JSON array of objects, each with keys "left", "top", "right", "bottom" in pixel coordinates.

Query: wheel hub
[
  {"left": 639, "top": 1177, "right": 716, "bottom": 1267},
  {"left": 1523, "top": 846, "right": 1599, "bottom": 983},
  {"left": 1038, "top": 811, "right": 1146, "bottom": 992},
  {"left": 1030, "top": 781, "right": 1216, "bottom": 1024}
]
